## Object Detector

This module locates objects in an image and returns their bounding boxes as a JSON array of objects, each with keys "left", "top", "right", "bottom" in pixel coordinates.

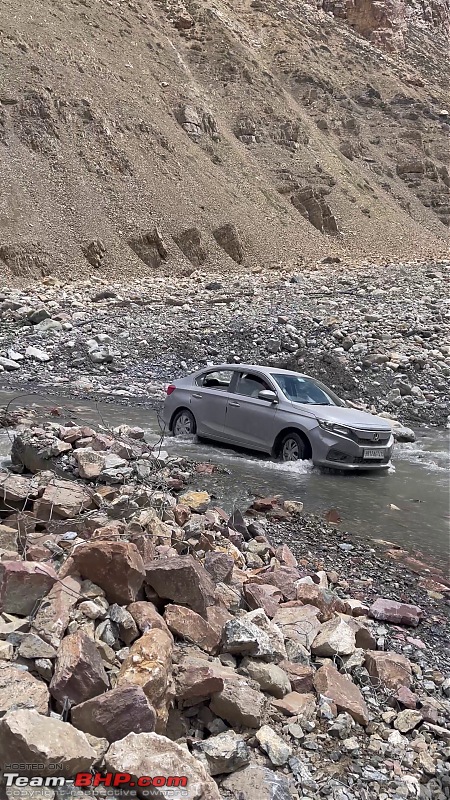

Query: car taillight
[{"left": 166, "top": 384, "right": 176, "bottom": 396}]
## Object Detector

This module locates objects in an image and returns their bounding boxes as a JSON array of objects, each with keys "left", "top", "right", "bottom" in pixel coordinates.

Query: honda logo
[{"left": 372, "top": 433, "right": 380, "bottom": 442}]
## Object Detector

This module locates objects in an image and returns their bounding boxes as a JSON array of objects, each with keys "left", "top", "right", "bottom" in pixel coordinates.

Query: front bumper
[{"left": 312, "top": 428, "right": 394, "bottom": 471}]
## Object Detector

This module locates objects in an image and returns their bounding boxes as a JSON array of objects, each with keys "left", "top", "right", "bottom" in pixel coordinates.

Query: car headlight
[{"left": 318, "top": 420, "right": 351, "bottom": 437}]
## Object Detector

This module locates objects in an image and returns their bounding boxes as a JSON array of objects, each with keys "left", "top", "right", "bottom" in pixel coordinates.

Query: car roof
[{"left": 196, "top": 364, "right": 308, "bottom": 378}]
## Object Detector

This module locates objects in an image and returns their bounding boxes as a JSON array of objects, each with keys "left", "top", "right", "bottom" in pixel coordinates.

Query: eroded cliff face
[{"left": 322, "top": 0, "right": 448, "bottom": 51}]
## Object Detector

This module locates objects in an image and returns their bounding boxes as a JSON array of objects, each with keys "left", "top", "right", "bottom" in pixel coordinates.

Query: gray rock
[
  {"left": 192, "top": 730, "right": 250, "bottom": 775},
  {"left": 256, "top": 724, "right": 292, "bottom": 766},
  {"left": 221, "top": 764, "right": 293, "bottom": 799}
]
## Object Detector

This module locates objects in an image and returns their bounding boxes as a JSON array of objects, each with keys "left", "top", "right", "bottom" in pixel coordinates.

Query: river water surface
[{"left": 0, "top": 392, "right": 448, "bottom": 565}]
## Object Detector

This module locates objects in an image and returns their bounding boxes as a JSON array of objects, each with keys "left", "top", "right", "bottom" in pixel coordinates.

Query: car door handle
[
  {"left": 192, "top": 393, "right": 202, "bottom": 399},
  {"left": 228, "top": 401, "right": 240, "bottom": 407}
]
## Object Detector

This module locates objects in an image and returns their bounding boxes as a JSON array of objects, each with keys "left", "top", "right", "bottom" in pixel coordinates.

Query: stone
[
  {"left": 178, "top": 490, "right": 210, "bottom": 512},
  {"left": 314, "top": 662, "right": 369, "bottom": 725},
  {"left": 0, "top": 561, "right": 57, "bottom": 615},
  {"left": 74, "top": 448, "right": 106, "bottom": 479},
  {"left": 35, "top": 479, "right": 95, "bottom": 519},
  {"left": 0, "top": 472, "right": 39, "bottom": 504},
  {"left": 175, "top": 657, "right": 227, "bottom": 700},
  {"left": 365, "top": 650, "right": 412, "bottom": 690},
  {"left": 18, "top": 633, "right": 57, "bottom": 659},
  {"left": 279, "top": 662, "right": 314, "bottom": 693},
  {"left": 344, "top": 615, "right": 377, "bottom": 650},
  {"left": 117, "top": 629, "right": 173, "bottom": 732},
  {"left": 242, "top": 659, "right": 291, "bottom": 698},
  {"left": 272, "top": 603, "right": 321, "bottom": 649},
  {"left": 193, "top": 730, "right": 250, "bottom": 775},
  {"left": 0, "top": 709, "right": 96, "bottom": 777},
  {"left": 311, "top": 616, "right": 356, "bottom": 657},
  {"left": 50, "top": 631, "right": 109, "bottom": 706},
  {"left": 244, "top": 609, "right": 287, "bottom": 662},
  {"left": 108, "top": 604, "right": 139, "bottom": 645},
  {"left": 61, "top": 541, "right": 145, "bottom": 605},
  {"left": 31, "top": 576, "right": 82, "bottom": 649},
  {"left": 369, "top": 598, "right": 423, "bottom": 627},
  {"left": 243, "top": 582, "right": 282, "bottom": 617},
  {"left": 256, "top": 725, "right": 292, "bottom": 766},
  {"left": 221, "top": 764, "right": 292, "bottom": 800},
  {"left": 210, "top": 679, "right": 265, "bottom": 728},
  {"left": 0, "top": 664, "right": 49, "bottom": 714},
  {"left": 71, "top": 685, "right": 156, "bottom": 742},
  {"left": 164, "top": 604, "right": 221, "bottom": 654},
  {"left": 127, "top": 601, "right": 173, "bottom": 638},
  {"left": 221, "top": 616, "right": 277, "bottom": 660},
  {"left": 346, "top": 599, "right": 370, "bottom": 617},
  {"left": 296, "top": 584, "right": 346, "bottom": 620},
  {"left": 25, "top": 346, "right": 50, "bottom": 362},
  {"left": 145, "top": 555, "right": 216, "bottom": 616},
  {"left": 394, "top": 709, "right": 423, "bottom": 732},
  {"left": 78, "top": 598, "right": 109, "bottom": 620},
  {"left": 212, "top": 223, "right": 244, "bottom": 264},
  {"left": 105, "top": 732, "right": 221, "bottom": 799},
  {"left": 0, "top": 524, "right": 18, "bottom": 551},
  {"left": 204, "top": 551, "right": 234, "bottom": 583},
  {"left": 247, "top": 566, "right": 301, "bottom": 600},
  {"left": 394, "top": 685, "right": 418, "bottom": 708},
  {"left": 272, "top": 691, "right": 317, "bottom": 719},
  {"left": 0, "top": 640, "right": 13, "bottom": 659}
]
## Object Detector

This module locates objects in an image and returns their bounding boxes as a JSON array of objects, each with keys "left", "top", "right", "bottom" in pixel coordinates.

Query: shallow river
[{"left": 0, "top": 392, "right": 448, "bottom": 564}]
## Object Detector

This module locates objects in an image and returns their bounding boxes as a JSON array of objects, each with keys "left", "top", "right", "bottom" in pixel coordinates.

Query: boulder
[
  {"left": 364, "top": 650, "right": 412, "bottom": 690},
  {"left": 108, "top": 604, "right": 139, "bottom": 645},
  {"left": 193, "top": 730, "right": 250, "bottom": 775},
  {"left": 71, "top": 685, "right": 156, "bottom": 742},
  {"left": 242, "top": 659, "right": 291, "bottom": 698},
  {"left": 311, "top": 616, "right": 356, "bottom": 657},
  {"left": 243, "top": 582, "right": 283, "bottom": 617},
  {"left": 127, "top": 601, "right": 173, "bottom": 638},
  {"left": 255, "top": 725, "right": 292, "bottom": 766},
  {"left": 212, "top": 223, "right": 244, "bottom": 264},
  {"left": 73, "top": 448, "right": 106, "bottom": 479},
  {"left": 272, "top": 692, "right": 317, "bottom": 719},
  {"left": 0, "top": 524, "right": 18, "bottom": 551},
  {"left": 145, "top": 555, "right": 216, "bottom": 616},
  {"left": 369, "top": 598, "right": 423, "bottom": 627},
  {"left": 164, "top": 604, "right": 221, "bottom": 654},
  {"left": 314, "top": 662, "right": 369, "bottom": 725},
  {"left": 246, "top": 567, "right": 301, "bottom": 600},
  {"left": 31, "top": 576, "right": 82, "bottom": 649},
  {"left": 272, "top": 603, "right": 321, "bottom": 649},
  {"left": 175, "top": 657, "right": 231, "bottom": 700},
  {"left": 221, "top": 764, "right": 292, "bottom": 800},
  {"left": 210, "top": 679, "right": 265, "bottom": 728},
  {"left": 178, "top": 490, "right": 210, "bottom": 512},
  {"left": 0, "top": 709, "right": 96, "bottom": 777},
  {"left": 0, "top": 664, "right": 49, "bottom": 715},
  {"left": 34, "top": 479, "right": 96, "bottom": 519},
  {"left": 117, "top": 629, "right": 173, "bottom": 732},
  {"left": 50, "top": 631, "right": 109, "bottom": 706},
  {"left": 105, "top": 731, "right": 221, "bottom": 799},
  {"left": 204, "top": 551, "right": 234, "bottom": 584},
  {"left": 394, "top": 709, "right": 423, "bottom": 733},
  {"left": 61, "top": 541, "right": 145, "bottom": 605},
  {"left": 0, "top": 561, "right": 57, "bottom": 615},
  {"left": 295, "top": 584, "right": 346, "bottom": 620},
  {"left": 279, "top": 662, "right": 314, "bottom": 693}
]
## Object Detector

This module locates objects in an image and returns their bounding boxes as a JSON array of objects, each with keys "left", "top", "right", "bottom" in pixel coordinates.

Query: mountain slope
[{"left": 0, "top": 0, "right": 448, "bottom": 283}]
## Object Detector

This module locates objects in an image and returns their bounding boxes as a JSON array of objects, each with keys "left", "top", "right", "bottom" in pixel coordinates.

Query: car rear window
[{"left": 197, "top": 370, "right": 234, "bottom": 389}]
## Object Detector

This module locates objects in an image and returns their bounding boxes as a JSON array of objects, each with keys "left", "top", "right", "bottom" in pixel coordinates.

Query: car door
[
  {"left": 223, "top": 370, "right": 280, "bottom": 451},
  {"left": 190, "top": 369, "right": 238, "bottom": 439}
]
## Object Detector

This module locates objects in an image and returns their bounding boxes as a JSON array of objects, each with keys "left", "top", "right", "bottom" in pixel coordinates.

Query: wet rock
[
  {"left": 210, "top": 679, "right": 265, "bottom": 728},
  {"left": 221, "top": 764, "right": 292, "bottom": 799},
  {"left": 241, "top": 658, "right": 291, "bottom": 697},
  {"left": 164, "top": 604, "right": 221, "bottom": 654},
  {"left": 105, "top": 731, "right": 221, "bottom": 799},
  {"left": 272, "top": 691, "right": 317, "bottom": 719},
  {"left": 31, "top": 576, "right": 82, "bottom": 649},
  {"left": 145, "top": 555, "right": 216, "bottom": 616},
  {"left": 256, "top": 725, "right": 292, "bottom": 766},
  {"left": 0, "top": 664, "right": 49, "bottom": 714},
  {"left": 50, "top": 630, "right": 109, "bottom": 706},
  {"left": 71, "top": 684, "right": 156, "bottom": 742},
  {"left": 117, "top": 629, "right": 173, "bottom": 732},
  {"left": 314, "top": 662, "right": 369, "bottom": 725},
  {"left": 311, "top": 616, "right": 356, "bottom": 656},
  {"left": 0, "top": 709, "right": 96, "bottom": 777},
  {"left": 0, "top": 561, "right": 57, "bottom": 615},
  {"left": 369, "top": 598, "right": 423, "bottom": 626},
  {"left": 193, "top": 730, "right": 250, "bottom": 775},
  {"left": 61, "top": 541, "right": 145, "bottom": 605},
  {"left": 364, "top": 650, "right": 412, "bottom": 690}
]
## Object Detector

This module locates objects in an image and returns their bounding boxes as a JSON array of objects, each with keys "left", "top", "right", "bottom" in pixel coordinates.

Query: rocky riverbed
[
  {"left": 0, "top": 416, "right": 449, "bottom": 800},
  {"left": 1, "top": 259, "right": 449, "bottom": 427}
]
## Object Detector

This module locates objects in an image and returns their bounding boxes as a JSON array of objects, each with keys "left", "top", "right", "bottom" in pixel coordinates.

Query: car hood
[{"left": 291, "top": 403, "right": 392, "bottom": 430}]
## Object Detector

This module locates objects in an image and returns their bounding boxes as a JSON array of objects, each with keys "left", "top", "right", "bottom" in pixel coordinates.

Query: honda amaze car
[{"left": 162, "top": 364, "right": 394, "bottom": 470}]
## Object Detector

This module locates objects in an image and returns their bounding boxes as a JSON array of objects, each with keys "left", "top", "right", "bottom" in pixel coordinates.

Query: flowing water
[{"left": 0, "top": 392, "right": 448, "bottom": 564}]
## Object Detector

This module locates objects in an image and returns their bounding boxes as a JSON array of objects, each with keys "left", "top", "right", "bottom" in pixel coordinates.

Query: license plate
[{"left": 364, "top": 448, "right": 385, "bottom": 459}]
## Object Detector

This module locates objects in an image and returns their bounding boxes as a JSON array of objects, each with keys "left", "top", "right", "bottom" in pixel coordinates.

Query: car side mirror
[{"left": 258, "top": 389, "right": 278, "bottom": 404}]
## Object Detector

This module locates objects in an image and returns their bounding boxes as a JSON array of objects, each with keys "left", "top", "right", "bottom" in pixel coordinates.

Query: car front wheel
[
  {"left": 280, "top": 432, "right": 307, "bottom": 462},
  {"left": 172, "top": 409, "right": 197, "bottom": 436}
]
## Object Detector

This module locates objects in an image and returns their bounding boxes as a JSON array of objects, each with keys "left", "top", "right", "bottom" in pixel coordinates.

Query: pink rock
[
  {"left": 145, "top": 555, "right": 216, "bottom": 616},
  {"left": 71, "top": 685, "right": 156, "bottom": 742},
  {"left": 394, "top": 685, "right": 418, "bottom": 709},
  {"left": 364, "top": 650, "right": 412, "bottom": 690},
  {"left": 0, "top": 561, "right": 57, "bottom": 615},
  {"left": 314, "top": 662, "right": 369, "bottom": 725},
  {"left": 164, "top": 604, "right": 221, "bottom": 654},
  {"left": 60, "top": 540, "right": 145, "bottom": 605},
  {"left": 50, "top": 631, "right": 109, "bottom": 706},
  {"left": 369, "top": 598, "right": 423, "bottom": 627},
  {"left": 243, "top": 583, "right": 283, "bottom": 618}
]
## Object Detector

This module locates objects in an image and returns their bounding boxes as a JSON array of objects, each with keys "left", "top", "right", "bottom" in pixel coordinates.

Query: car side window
[
  {"left": 196, "top": 370, "right": 235, "bottom": 390},
  {"left": 234, "top": 372, "right": 272, "bottom": 398}
]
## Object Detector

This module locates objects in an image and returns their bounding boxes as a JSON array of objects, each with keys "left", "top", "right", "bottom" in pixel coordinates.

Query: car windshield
[{"left": 270, "top": 373, "right": 344, "bottom": 406}]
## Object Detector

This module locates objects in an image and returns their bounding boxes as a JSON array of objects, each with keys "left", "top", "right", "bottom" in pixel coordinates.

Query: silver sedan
[{"left": 162, "top": 364, "right": 394, "bottom": 470}]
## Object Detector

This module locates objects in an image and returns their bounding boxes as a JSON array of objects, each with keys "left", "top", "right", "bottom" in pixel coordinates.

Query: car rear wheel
[
  {"left": 280, "top": 432, "right": 307, "bottom": 462},
  {"left": 172, "top": 409, "right": 196, "bottom": 436}
]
